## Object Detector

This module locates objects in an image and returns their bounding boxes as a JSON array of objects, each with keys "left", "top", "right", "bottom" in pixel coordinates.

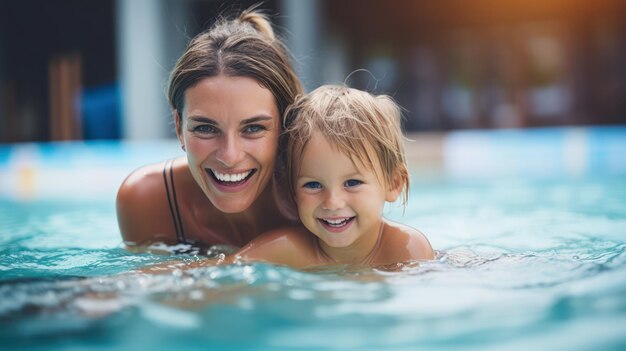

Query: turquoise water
[{"left": 1, "top": 174, "right": 625, "bottom": 351}]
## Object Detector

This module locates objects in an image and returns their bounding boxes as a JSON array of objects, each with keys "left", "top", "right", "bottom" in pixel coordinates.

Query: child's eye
[
  {"left": 344, "top": 179, "right": 363, "bottom": 188},
  {"left": 243, "top": 124, "right": 266, "bottom": 134},
  {"left": 302, "top": 181, "right": 322, "bottom": 189}
]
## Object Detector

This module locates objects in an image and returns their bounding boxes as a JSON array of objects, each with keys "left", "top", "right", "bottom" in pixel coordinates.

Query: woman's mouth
[{"left": 207, "top": 169, "right": 256, "bottom": 187}]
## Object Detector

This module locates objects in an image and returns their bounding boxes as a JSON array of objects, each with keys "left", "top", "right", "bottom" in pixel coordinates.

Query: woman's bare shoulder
[
  {"left": 116, "top": 159, "right": 183, "bottom": 246},
  {"left": 381, "top": 219, "right": 435, "bottom": 261},
  {"left": 116, "top": 160, "right": 173, "bottom": 207},
  {"left": 118, "top": 157, "right": 189, "bottom": 191}
]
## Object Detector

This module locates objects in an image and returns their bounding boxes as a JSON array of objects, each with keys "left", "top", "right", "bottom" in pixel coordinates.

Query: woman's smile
[
  {"left": 206, "top": 168, "right": 257, "bottom": 192},
  {"left": 179, "top": 75, "right": 280, "bottom": 213}
]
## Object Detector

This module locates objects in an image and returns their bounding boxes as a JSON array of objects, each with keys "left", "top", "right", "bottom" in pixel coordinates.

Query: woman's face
[{"left": 176, "top": 75, "right": 280, "bottom": 213}]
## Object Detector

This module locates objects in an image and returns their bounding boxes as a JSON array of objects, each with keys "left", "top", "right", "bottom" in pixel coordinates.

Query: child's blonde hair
[{"left": 282, "top": 85, "right": 410, "bottom": 207}]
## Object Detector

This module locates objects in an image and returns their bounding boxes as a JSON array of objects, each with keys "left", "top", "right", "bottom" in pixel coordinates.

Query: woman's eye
[
  {"left": 193, "top": 125, "right": 216, "bottom": 134},
  {"left": 243, "top": 124, "right": 266, "bottom": 134},
  {"left": 344, "top": 179, "right": 362, "bottom": 188},
  {"left": 303, "top": 181, "right": 322, "bottom": 190}
]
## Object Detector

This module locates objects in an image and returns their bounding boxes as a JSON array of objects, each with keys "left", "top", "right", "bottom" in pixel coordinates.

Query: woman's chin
[
  {"left": 201, "top": 173, "right": 273, "bottom": 214},
  {"left": 212, "top": 199, "right": 252, "bottom": 214}
]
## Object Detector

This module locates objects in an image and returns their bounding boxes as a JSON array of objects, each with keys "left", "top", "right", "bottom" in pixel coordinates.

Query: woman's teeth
[{"left": 211, "top": 170, "right": 252, "bottom": 182}]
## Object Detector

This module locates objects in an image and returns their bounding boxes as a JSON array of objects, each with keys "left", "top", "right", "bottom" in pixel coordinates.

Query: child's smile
[
  {"left": 295, "top": 131, "right": 396, "bottom": 259},
  {"left": 317, "top": 216, "right": 355, "bottom": 232}
]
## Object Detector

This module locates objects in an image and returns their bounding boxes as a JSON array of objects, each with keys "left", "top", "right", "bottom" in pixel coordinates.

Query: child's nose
[{"left": 322, "top": 189, "right": 345, "bottom": 210}]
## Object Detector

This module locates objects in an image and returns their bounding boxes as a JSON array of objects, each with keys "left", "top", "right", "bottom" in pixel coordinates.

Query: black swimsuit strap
[{"left": 163, "top": 159, "right": 186, "bottom": 244}]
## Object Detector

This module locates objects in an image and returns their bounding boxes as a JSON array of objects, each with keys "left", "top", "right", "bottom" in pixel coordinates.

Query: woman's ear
[
  {"left": 385, "top": 169, "right": 405, "bottom": 203},
  {"left": 174, "top": 110, "right": 186, "bottom": 151}
]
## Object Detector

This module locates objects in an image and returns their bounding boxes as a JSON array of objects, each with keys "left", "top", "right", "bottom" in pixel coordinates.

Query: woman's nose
[{"left": 215, "top": 134, "right": 243, "bottom": 167}]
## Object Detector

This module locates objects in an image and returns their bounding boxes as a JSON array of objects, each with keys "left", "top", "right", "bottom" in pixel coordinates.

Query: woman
[{"left": 116, "top": 7, "right": 303, "bottom": 251}]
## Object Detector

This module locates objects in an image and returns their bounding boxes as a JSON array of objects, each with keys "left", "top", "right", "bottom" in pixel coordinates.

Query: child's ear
[{"left": 385, "top": 169, "right": 405, "bottom": 202}]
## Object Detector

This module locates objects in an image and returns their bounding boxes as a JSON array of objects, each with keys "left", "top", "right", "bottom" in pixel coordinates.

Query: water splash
[{"left": 1, "top": 176, "right": 626, "bottom": 350}]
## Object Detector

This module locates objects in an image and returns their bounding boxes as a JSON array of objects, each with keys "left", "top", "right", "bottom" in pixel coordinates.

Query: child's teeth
[{"left": 324, "top": 218, "right": 350, "bottom": 226}]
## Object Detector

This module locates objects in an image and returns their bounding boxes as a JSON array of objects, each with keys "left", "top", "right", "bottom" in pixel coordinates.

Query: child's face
[{"left": 295, "top": 131, "right": 398, "bottom": 250}]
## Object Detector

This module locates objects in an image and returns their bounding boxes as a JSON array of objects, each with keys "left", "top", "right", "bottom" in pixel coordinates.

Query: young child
[
  {"left": 216, "top": 85, "right": 434, "bottom": 268},
  {"left": 40, "top": 88, "right": 430, "bottom": 316}
]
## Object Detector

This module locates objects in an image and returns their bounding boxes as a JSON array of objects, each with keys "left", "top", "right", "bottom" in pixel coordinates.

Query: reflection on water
[
  {"left": 0, "top": 176, "right": 625, "bottom": 351},
  {"left": 1, "top": 247, "right": 625, "bottom": 350}
]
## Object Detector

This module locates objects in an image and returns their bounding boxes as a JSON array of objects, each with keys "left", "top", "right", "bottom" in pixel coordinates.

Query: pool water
[{"left": 1, "top": 173, "right": 625, "bottom": 351}]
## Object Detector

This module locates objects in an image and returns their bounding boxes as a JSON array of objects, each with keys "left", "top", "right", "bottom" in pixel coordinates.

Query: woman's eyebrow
[
  {"left": 188, "top": 116, "right": 218, "bottom": 125},
  {"left": 241, "top": 116, "right": 274, "bottom": 124}
]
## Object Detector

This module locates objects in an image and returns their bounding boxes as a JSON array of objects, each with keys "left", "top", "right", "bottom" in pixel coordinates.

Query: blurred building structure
[
  {"left": 0, "top": 0, "right": 625, "bottom": 142},
  {"left": 330, "top": 0, "right": 626, "bottom": 132}
]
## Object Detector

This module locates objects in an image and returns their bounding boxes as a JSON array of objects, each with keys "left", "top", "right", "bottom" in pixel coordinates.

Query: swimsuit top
[
  {"left": 161, "top": 159, "right": 243, "bottom": 257},
  {"left": 163, "top": 158, "right": 188, "bottom": 245}
]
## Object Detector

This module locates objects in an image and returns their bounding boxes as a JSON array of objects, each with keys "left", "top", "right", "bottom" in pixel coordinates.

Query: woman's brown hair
[{"left": 167, "top": 5, "right": 303, "bottom": 121}]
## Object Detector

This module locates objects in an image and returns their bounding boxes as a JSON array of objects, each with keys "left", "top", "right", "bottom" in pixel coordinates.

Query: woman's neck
[
  {"left": 181, "top": 168, "right": 290, "bottom": 246},
  {"left": 218, "top": 183, "right": 289, "bottom": 246}
]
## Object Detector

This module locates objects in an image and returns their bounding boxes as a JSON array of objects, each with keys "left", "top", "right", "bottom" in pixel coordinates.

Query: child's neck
[{"left": 317, "top": 221, "right": 385, "bottom": 266}]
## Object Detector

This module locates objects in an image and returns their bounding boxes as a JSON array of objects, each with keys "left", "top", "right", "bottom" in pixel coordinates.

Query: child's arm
[{"left": 381, "top": 219, "right": 435, "bottom": 262}]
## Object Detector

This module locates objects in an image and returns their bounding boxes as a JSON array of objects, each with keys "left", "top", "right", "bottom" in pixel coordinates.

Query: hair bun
[{"left": 239, "top": 9, "right": 275, "bottom": 41}]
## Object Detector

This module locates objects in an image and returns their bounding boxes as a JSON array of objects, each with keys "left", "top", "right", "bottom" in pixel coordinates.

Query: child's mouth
[{"left": 318, "top": 217, "right": 355, "bottom": 231}]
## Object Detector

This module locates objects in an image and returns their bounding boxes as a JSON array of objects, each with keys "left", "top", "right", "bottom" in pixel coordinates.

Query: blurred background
[{"left": 1, "top": 0, "right": 625, "bottom": 143}]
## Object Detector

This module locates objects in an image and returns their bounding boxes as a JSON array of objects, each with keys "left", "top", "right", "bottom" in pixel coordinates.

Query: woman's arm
[
  {"left": 227, "top": 226, "right": 319, "bottom": 268},
  {"left": 136, "top": 226, "right": 318, "bottom": 273}
]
